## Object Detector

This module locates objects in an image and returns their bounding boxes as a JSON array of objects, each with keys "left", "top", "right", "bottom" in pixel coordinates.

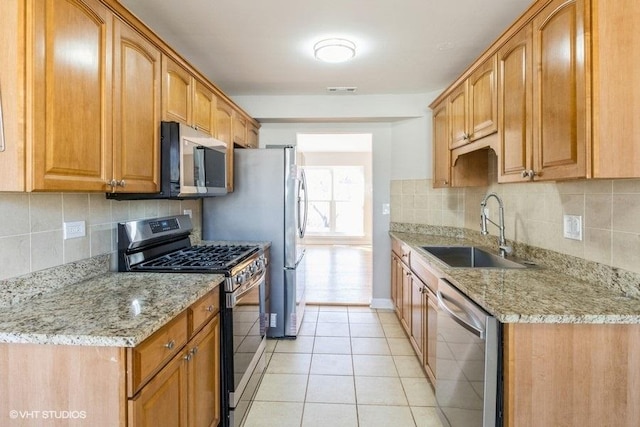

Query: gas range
[
  {"left": 117, "top": 215, "right": 265, "bottom": 291},
  {"left": 117, "top": 215, "right": 269, "bottom": 427}
]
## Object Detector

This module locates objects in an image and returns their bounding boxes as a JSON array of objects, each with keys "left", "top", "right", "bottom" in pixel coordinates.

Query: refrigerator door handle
[{"left": 297, "top": 168, "right": 308, "bottom": 238}]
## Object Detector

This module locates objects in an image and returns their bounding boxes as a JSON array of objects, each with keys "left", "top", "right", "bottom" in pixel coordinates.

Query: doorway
[{"left": 297, "top": 133, "right": 373, "bottom": 305}]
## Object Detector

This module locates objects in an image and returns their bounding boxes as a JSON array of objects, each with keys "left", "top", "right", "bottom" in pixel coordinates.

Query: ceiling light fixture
[{"left": 314, "top": 38, "right": 356, "bottom": 63}]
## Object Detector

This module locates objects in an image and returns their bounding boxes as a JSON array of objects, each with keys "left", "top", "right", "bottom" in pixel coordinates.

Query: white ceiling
[{"left": 119, "top": 0, "right": 534, "bottom": 97}]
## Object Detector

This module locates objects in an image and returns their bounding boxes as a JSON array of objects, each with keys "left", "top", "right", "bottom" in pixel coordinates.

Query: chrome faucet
[{"left": 480, "top": 193, "right": 512, "bottom": 257}]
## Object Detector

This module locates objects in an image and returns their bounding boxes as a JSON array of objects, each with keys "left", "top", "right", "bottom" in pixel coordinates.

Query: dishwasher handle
[{"left": 437, "top": 290, "right": 485, "bottom": 339}]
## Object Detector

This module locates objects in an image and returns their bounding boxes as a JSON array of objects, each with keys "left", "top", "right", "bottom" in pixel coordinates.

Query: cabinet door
[
  {"left": 468, "top": 55, "right": 498, "bottom": 141},
  {"left": 162, "top": 56, "right": 192, "bottom": 125},
  {"left": 391, "top": 254, "right": 399, "bottom": 315},
  {"left": 0, "top": 0, "right": 25, "bottom": 191},
  {"left": 432, "top": 101, "right": 450, "bottom": 187},
  {"left": 31, "top": 0, "right": 113, "bottom": 191},
  {"left": 498, "top": 24, "right": 533, "bottom": 183},
  {"left": 247, "top": 123, "right": 259, "bottom": 148},
  {"left": 448, "top": 83, "right": 468, "bottom": 149},
  {"left": 400, "top": 262, "right": 412, "bottom": 334},
  {"left": 129, "top": 350, "right": 188, "bottom": 427},
  {"left": 188, "top": 315, "right": 220, "bottom": 427},
  {"left": 410, "top": 274, "right": 424, "bottom": 360},
  {"left": 113, "top": 19, "right": 161, "bottom": 193},
  {"left": 425, "top": 289, "right": 438, "bottom": 384},
  {"left": 532, "top": 0, "right": 587, "bottom": 180},
  {"left": 193, "top": 80, "right": 216, "bottom": 136},
  {"left": 216, "top": 99, "right": 234, "bottom": 192},
  {"left": 233, "top": 112, "right": 247, "bottom": 146}
]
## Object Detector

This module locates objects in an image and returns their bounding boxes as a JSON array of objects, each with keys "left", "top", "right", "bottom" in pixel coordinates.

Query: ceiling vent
[{"left": 326, "top": 86, "right": 357, "bottom": 94}]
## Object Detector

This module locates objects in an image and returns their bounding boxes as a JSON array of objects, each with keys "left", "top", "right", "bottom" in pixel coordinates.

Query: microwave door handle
[{"left": 195, "top": 147, "right": 206, "bottom": 189}]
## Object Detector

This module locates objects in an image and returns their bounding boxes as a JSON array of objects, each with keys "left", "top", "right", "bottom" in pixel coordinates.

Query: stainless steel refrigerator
[{"left": 202, "top": 146, "right": 308, "bottom": 338}]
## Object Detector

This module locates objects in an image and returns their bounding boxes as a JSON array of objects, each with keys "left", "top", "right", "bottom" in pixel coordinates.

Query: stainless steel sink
[{"left": 421, "top": 245, "right": 532, "bottom": 269}]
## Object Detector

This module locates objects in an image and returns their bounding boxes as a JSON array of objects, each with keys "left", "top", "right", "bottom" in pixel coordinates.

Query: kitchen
[{"left": 1, "top": 0, "right": 640, "bottom": 427}]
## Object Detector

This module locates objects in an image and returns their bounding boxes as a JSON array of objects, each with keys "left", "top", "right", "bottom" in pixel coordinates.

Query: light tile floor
[
  {"left": 242, "top": 305, "right": 444, "bottom": 427},
  {"left": 303, "top": 245, "right": 372, "bottom": 305}
]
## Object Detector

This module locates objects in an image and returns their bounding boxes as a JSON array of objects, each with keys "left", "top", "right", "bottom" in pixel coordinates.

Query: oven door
[{"left": 225, "top": 270, "right": 267, "bottom": 426}]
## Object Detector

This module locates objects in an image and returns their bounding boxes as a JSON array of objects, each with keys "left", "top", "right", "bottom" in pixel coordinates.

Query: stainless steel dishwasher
[{"left": 435, "top": 279, "right": 501, "bottom": 427}]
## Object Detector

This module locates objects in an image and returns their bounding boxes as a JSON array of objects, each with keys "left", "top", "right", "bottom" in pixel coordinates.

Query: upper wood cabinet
[
  {"left": 1, "top": 0, "right": 161, "bottom": 193},
  {"left": 161, "top": 56, "right": 217, "bottom": 137},
  {"left": 233, "top": 111, "right": 247, "bottom": 146},
  {"left": 432, "top": 101, "right": 450, "bottom": 187},
  {"left": 0, "top": 0, "right": 259, "bottom": 193},
  {"left": 433, "top": 0, "right": 640, "bottom": 184},
  {"left": 498, "top": 24, "right": 533, "bottom": 183},
  {"left": 448, "top": 56, "right": 498, "bottom": 150},
  {"left": 468, "top": 55, "right": 498, "bottom": 142},
  {"left": 31, "top": 0, "right": 114, "bottom": 192},
  {"left": 246, "top": 122, "right": 260, "bottom": 149},
  {"left": 448, "top": 83, "right": 468, "bottom": 149},
  {"left": 532, "top": 0, "right": 587, "bottom": 181},
  {"left": 113, "top": 18, "right": 161, "bottom": 193}
]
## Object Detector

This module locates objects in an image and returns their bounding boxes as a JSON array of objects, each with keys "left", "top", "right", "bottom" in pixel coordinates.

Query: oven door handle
[
  {"left": 437, "top": 290, "right": 485, "bottom": 339},
  {"left": 226, "top": 269, "right": 266, "bottom": 308}
]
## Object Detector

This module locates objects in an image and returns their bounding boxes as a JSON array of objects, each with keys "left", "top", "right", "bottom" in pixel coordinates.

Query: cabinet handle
[
  {"left": 0, "top": 84, "right": 5, "bottom": 152},
  {"left": 165, "top": 340, "right": 175, "bottom": 350}
]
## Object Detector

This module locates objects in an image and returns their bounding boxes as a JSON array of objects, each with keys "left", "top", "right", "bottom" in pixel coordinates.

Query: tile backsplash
[
  {"left": 0, "top": 193, "right": 202, "bottom": 281},
  {"left": 391, "top": 176, "right": 640, "bottom": 275}
]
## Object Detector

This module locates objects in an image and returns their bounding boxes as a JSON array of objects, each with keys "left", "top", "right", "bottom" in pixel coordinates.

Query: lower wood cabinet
[
  {"left": 0, "top": 286, "right": 221, "bottom": 427},
  {"left": 390, "top": 238, "right": 437, "bottom": 384},
  {"left": 504, "top": 323, "right": 640, "bottom": 427},
  {"left": 129, "top": 314, "right": 220, "bottom": 427}
]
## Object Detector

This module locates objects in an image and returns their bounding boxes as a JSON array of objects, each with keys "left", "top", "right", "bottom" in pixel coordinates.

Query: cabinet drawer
[
  {"left": 391, "top": 238, "right": 411, "bottom": 264},
  {"left": 410, "top": 253, "right": 439, "bottom": 294},
  {"left": 190, "top": 287, "right": 220, "bottom": 336},
  {"left": 129, "top": 310, "right": 188, "bottom": 395}
]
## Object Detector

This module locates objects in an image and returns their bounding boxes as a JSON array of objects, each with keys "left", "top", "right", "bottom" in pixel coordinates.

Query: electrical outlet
[
  {"left": 63, "top": 221, "right": 86, "bottom": 239},
  {"left": 270, "top": 313, "right": 277, "bottom": 328},
  {"left": 382, "top": 203, "right": 390, "bottom": 215},
  {"left": 563, "top": 215, "right": 582, "bottom": 241},
  {"left": 183, "top": 209, "right": 193, "bottom": 218}
]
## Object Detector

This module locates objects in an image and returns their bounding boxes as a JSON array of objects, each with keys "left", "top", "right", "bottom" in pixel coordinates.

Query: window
[{"left": 305, "top": 166, "right": 365, "bottom": 237}]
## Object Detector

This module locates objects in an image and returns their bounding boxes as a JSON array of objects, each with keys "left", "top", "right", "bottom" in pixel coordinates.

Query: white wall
[{"left": 234, "top": 92, "right": 440, "bottom": 307}]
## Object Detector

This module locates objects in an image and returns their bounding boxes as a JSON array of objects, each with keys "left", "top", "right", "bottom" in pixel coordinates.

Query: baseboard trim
[{"left": 370, "top": 298, "right": 394, "bottom": 310}]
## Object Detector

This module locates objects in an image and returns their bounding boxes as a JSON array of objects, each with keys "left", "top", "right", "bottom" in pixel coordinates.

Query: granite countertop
[
  {"left": 391, "top": 231, "right": 640, "bottom": 324},
  {"left": 0, "top": 272, "right": 224, "bottom": 347}
]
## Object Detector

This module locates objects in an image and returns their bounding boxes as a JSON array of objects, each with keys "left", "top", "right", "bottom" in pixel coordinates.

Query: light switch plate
[{"left": 563, "top": 215, "right": 582, "bottom": 240}]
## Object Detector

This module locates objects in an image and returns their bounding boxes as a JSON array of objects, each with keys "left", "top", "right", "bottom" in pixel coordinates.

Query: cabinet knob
[
  {"left": 206, "top": 305, "right": 215, "bottom": 313},
  {"left": 165, "top": 340, "right": 175, "bottom": 350},
  {"left": 117, "top": 180, "right": 126, "bottom": 188},
  {"left": 191, "top": 346, "right": 198, "bottom": 356},
  {"left": 184, "top": 353, "right": 192, "bottom": 362},
  {"left": 106, "top": 179, "right": 117, "bottom": 188},
  {"left": 521, "top": 170, "right": 530, "bottom": 178}
]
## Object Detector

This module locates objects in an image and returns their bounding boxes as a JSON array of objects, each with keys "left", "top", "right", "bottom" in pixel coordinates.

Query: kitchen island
[
  {"left": 391, "top": 225, "right": 640, "bottom": 427},
  {"left": 0, "top": 258, "right": 224, "bottom": 427}
]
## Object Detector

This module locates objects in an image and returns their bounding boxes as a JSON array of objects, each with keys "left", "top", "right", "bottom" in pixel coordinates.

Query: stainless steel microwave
[{"left": 108, "top": 121, "right": 228, "bottom": 200}]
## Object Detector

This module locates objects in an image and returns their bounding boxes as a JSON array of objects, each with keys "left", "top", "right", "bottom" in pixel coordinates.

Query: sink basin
[{"left": 421, "top": 246, "right": 530, "bottom": 269}]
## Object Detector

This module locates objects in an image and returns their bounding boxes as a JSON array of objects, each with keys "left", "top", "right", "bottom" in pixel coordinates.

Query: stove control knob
[{"left": 236, "top": 274, "right": 246, "bottom": 285}]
